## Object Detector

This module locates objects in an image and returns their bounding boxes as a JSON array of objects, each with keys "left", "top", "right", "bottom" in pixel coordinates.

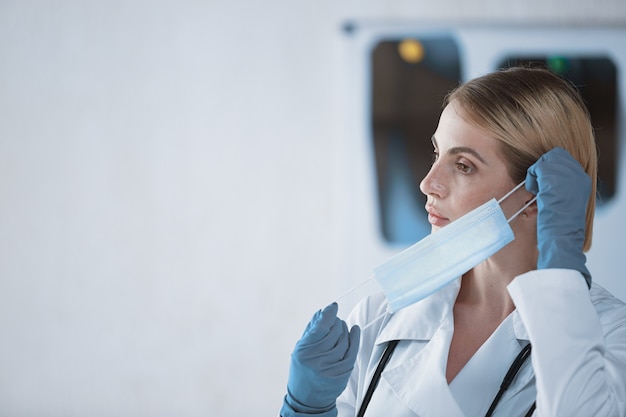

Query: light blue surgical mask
[{"left": 373, "top": 181, "right": 535, "bottom": 313}]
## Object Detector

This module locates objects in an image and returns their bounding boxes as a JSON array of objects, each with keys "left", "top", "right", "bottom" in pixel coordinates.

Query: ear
[{"left": 523, "top": 198, "right": 538, "bottom": 218}]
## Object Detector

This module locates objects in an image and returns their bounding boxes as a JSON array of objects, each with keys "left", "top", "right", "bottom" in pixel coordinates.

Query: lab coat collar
[
  {"left": 375, "top": 277, "right": 530, "bottom": 345},
  {"left": 372, "top": 278, "right": 533, "bottom": 417}
]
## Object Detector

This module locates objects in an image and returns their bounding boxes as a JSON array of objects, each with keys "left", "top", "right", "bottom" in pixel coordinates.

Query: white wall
[{"left": 0, "top": 1, "right": 625, "bottom": 416}]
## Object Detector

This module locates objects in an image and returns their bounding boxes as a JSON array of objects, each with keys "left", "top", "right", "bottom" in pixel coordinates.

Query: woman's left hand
[{"left": 525, "top": 147, "right": 591, "bottom": 286}]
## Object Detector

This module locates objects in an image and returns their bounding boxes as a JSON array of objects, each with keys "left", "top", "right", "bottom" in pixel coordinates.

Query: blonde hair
[{"left": 446, "top": 67, "right": 597, "bottom": 251}]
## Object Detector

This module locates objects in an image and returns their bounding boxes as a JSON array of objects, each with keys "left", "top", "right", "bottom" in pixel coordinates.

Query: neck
[
  {"left": 458, "top": 263, "right": 515, "bottom": 319},
  {"left": 457, "top": 240, "right": 536, "bottom": 316}
]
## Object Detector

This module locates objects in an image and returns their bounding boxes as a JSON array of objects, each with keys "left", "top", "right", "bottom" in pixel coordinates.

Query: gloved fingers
[
  {"left": 297, "top": 318, "right": 349, "bottom": 360},
  {"left": 525, "top": 147, "right": 592, "bottom": 226},
  {"left": 318, "top": 323, "right": 360, "bottom": 366},
  {"left": 538, "top": 147, "right": 580, "bottom": 169},
  {"left": 310, "top": 324, "right": 360, "bottom": 377},
  {"left": 526, "top": 147, "right": 591, "bottom": 197},
  {"left": 300, "top": 303, "right": 339, "bottom": 343},
  {"left": 293, "top": 320, "right": 357, "bottom": 371},
  {"left": 296, "top": 303, "right": 353, "bottom": 359},
  {"left": 328, "top": 321, "right": 354, "bottom": 362},
  {"left": 524, "top": 169, "right": 539, "bottom": 195},
  {"left": 344, "top": 325, "right": 361, "bottom": 362},
  {"left": 332, "top": 326, "right": 361, "bottom": 374}
]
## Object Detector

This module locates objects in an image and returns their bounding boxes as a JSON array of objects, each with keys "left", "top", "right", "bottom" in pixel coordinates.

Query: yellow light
[{"left": 398, "top": 39, "right": 425, "bottom": 64}]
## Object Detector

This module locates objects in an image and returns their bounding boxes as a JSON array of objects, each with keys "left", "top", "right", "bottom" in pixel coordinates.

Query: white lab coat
[{"left": 336, "top": 269, "right": 626, "bottom": 417}]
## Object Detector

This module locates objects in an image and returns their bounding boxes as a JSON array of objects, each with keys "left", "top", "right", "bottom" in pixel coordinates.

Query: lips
[{"left": 426, "top": 205, "right": 450, "bottom": 227}]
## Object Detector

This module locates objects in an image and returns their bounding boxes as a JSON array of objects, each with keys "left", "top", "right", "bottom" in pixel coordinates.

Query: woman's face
[{"left": 420, "top": 101, "right": 525, "bottom": 232}]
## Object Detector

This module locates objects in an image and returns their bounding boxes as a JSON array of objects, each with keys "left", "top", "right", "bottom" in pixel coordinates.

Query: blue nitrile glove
[
  {"left": 525, "top": 147, "right": 591, "bottom": 287},
  {"left": 280, "top": 303, "right": 360, "bottom": 417}
]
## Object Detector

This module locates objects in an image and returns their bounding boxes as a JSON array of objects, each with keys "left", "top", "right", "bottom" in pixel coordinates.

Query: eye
[
  {"left": 431, "top": 150, "right": 439, "bottom": 163},
  {"left": 456, "top": 162, "right": 472, "bottom": 173}
]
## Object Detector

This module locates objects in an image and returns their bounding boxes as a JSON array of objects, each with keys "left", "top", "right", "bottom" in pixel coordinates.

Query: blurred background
[{"left": 1, "top": 1, "right": 625, "bottom": 416}]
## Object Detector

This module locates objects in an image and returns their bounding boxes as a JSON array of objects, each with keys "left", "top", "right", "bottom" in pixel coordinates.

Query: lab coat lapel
[
  {"left": 449, "top": 313, "right": 521, "bottom": 416},
  {"left": 363, "top": 280, "right": 465, "bottom": 417},
  {"left": 382, "top": 316, "right": 466, "bottom": 417}
]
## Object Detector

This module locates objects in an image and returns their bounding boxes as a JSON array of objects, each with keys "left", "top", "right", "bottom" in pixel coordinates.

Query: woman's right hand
[{"left": 281, "top": 303, "right": 360, "bottom": 417}]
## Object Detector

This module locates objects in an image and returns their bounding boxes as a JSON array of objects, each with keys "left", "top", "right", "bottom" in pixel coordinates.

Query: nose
[{"left": 419, "top": 162, "right": 446, "bottom": 198}]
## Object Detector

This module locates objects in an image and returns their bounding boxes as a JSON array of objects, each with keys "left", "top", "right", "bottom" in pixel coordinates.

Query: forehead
[{"left": 434, "top": 102, "right": 506, "bottom": 161}]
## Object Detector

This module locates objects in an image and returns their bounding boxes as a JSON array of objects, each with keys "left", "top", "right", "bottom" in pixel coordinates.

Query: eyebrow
[{"left": 431, "top": 135, "right": 487, "bottom": 165}]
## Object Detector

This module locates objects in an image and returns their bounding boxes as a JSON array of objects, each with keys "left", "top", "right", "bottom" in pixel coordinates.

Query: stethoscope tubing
[{"left": 356, "top": 341, "right": 536, "bottom": 417}]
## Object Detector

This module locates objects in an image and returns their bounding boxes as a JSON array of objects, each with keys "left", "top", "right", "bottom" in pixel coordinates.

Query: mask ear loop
[
  {"left": 335, "top": 276, "right": 375, "bottom": 305},
  {"left": 333, "top": 277, "right": 391, "bottom": 332},
  {"left": 498, "top": 181, "right": 537, "bottom": 223},
  {"left": 498, "top": 181, "right": 526, "bottom": 203},
  {"left": 507, "top": 197, "right": 537, "bottom": 223}
]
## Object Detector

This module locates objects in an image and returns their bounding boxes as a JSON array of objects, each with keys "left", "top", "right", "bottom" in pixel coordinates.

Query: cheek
[
  {"left": 449, "top": 193, "right": 484, "bottom": 220},
  {"left": 452, "top": 185, "right": 506, "bottom": 220}
]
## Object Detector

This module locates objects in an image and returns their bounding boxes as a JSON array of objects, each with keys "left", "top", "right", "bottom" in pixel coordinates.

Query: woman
[{"left": 280, "top": 67, "right": 626, "bottom": 417}]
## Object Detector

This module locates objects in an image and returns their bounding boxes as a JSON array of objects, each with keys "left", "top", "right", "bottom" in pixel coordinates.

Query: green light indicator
[{"left": 547, "top": 56, "right": 569, "bottom": 74}]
